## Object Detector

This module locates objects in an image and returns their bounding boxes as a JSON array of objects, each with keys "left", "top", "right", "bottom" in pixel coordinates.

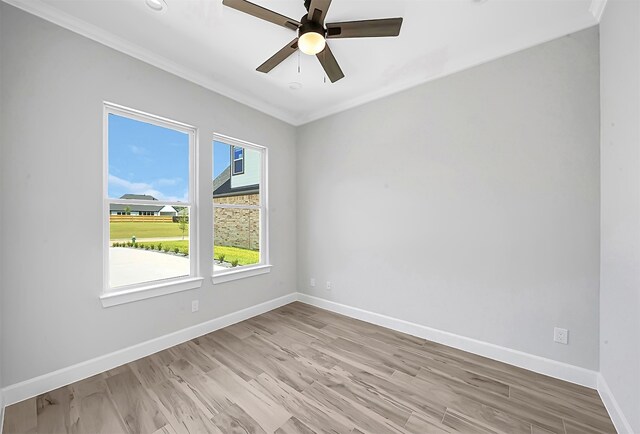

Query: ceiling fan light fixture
[
  {"left": 145, "top": 0, "right": 167, "bottom": 12},
  {"left": 298, "top": 31, "right": 326, "bottom": 55}
]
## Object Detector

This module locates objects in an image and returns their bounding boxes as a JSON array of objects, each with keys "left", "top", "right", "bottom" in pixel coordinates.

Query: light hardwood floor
[{"left": 2, "top": 302, "right": 616, "bottom": 434}]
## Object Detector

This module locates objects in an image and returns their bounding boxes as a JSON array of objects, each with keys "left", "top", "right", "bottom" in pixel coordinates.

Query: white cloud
[
  {"left": 130, "top": 145, "right": 148, "bottom": 156},
  {"left": 109, "top": 174, "right": 187, "bottom": 202},
  {"left": 108, "top": 174, "right": 152, "bottom": 192},
  {"left": 156, "top": 177, "right": 182, "bottom": 187}
]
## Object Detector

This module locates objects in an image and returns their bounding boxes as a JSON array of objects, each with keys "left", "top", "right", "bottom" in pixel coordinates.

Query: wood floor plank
[
  {"left": 404, "top": 412, "right": 455, "bottom": 433},
  {"left": 210, "top": 402, "right": 267, "bottom": 434},
  {"left": 208, "top": 365, "right": 291, "bottom": 433},
  {"left": 251, "top": 372, "right": 355, "bottom": 433},
  {"left": 328, "top": 361, "right": 445, "bottom": 422},
  {"left": 35, "top": 387, "right": 72, "bottom": 434},
  {"left": 131, "top": 355, "right": 170, "bottom": 389},
  {"left": 409, "top": 368, "right": 565, "bottom": 433},
  {"left": 67, "top": 375, "right": 128, "bottom": 434},
  {"left": 197, "top": 332, "right": 263, "bottom": 382},
  {"left": 509, "top": 386, "right": 615, "bottom": 432},
  {"left": 168, "top": 341, "right": 220, "bottom": 373},
  {"left": 224, "top": 321, "right": 259, "bottom": 340},
  {"left": 2, "top": 398, "right": 37, "bottom": 434},
  {"left": 150, "top": 425, "right": 177, "bottom": 434},
  {"left": 302, "top": 380, "right": 409, "bottom": 433},
  {"left": 441, "top": 409, "right": 498, "bottom": 433},
  {"left": 2, "top": 302, "right": 616, "bottom": 434},
  {"left": 275, "top": 416, "right": 317, "bottom": 434},
  {"left": 391, "top": 370, "right": 532, "bottom": 434},
  {"left": 151, "top": 379, "right": 222, "bottom": 434},
  {"left": 105, "top": 367, "right": 168, "bottom": 434}
]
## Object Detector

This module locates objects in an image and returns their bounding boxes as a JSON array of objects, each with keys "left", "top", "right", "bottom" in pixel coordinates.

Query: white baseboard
[
  {"left": 0, "top": 390, "right": 5, "bottom": 432},
  {"left": 1, "top": 292, "right": 297, "bottom": 407},
  {"left": 297, "top": 294, "right": 599, "bottom": 389},
  {"left": 597, "top": 373, "right": 634, "bottom": 434}
]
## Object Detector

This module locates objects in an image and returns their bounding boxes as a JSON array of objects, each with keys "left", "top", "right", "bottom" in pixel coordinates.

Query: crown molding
[
  {"left": 1, "top": 0, "right": 299, "bottom": 126},
  {"left": 589, "top": 0, "right": 608, "bottom": 22}
]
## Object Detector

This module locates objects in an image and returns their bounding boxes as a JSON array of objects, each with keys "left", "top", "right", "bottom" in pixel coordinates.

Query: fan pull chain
[
  {"left": 297, "top": 51, "right": 301, "bottom": 74},
  {"left": 323, "top": 75, "right": 326, "bottom": 84}
]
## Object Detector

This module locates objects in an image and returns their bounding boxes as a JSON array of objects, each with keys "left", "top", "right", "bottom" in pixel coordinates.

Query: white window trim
[
  {"left": 212, "top": 133, "right": 269, "bottom": 284},
  {"left": 101, "top": 102, "right": 201, "bottom": 307}
]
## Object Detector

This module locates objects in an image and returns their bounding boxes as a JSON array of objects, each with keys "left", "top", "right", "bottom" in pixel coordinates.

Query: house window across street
[{"left": 231, "top": 145, "right": 244, "bottom": 175}]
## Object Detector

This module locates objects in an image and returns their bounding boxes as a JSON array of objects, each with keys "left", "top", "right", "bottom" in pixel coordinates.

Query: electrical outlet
[
  {"left": 192, "top": 300, "right": 199, "bottom": 313},
  {"left": 326, "top": 281, "right": 332, "bottom": 290},
  {"left": 310, "top": 277, "right": 316, "bottom": 287},
  {"left": 554, "top": 327, "right": 568, "bottom": 345}
]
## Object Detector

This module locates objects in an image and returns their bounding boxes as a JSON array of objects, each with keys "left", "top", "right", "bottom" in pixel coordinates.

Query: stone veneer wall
[{"left": 213, "top": 193, "right": 259, "bottom": 250}]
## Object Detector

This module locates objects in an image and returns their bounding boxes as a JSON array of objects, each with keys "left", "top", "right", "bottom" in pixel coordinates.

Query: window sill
[
  {"left": 212, "top": 264, "right": 272, "bottom": 284},
  {"left": 100, "top": 277, "right": 204, "bottom": 307}
]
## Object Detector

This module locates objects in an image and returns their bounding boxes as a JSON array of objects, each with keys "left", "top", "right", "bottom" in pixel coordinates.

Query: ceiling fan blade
[
  {"left": 222, "top": 0, "right": 300, "bottom": 31},
  {"left": 256, "top": 39, "right": 299, "bottom": 73},
  {"left": 316, "top": 44, "right": 344, "bottom": 83},
  {"left": 307, "top": 0, "right": 332, "bottom": 24},
  {"left": 326, "top": 17, "right": 403, "bottom": 38}
]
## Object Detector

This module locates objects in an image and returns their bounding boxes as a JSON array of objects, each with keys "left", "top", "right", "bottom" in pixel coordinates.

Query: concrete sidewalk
[{"left": 111, "top": 236, "right": 187, "bottom": 244}]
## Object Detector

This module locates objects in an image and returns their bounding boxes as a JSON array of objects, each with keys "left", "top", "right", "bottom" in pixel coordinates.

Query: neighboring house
[
  {"left": 110, "top": 194, "right": 177, "bottom": 216},
  {"left": 213, "top": 157, "right": 259, "bottom": 250}
]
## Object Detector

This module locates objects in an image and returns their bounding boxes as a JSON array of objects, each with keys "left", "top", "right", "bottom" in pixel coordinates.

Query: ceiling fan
[{"left": 222, "top": 0, "right": 403, "bottom": 83}]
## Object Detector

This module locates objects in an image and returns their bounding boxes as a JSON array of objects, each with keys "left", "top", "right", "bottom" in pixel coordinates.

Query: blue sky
[
  {"left": 108, "top": 114, "right": 189, "bottom": 201},
  {"left": 108, "top": 115, "right": 232, "bottom": 201},
  {"left": 214, "top": 141, "right": 231, "bottom": 178}
]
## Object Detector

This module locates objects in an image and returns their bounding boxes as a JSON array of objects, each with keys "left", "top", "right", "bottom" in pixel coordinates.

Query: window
[
  {"left": 231, "top": 146, "right": 244, "bottom": 175},
  {"left": 213, "top": 134, "right": 269, "bottom": 282},
  {"left": 102, "top": 103, "right": 201, "bottom": 306}
]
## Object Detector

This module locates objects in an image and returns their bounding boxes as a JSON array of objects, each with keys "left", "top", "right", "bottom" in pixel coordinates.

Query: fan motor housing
[{"left": 299, "top": 15, "right": 325, "bottom": 37}]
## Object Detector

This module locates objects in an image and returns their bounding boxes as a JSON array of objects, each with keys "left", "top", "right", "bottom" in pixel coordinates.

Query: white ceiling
[{"left": 4, "top": 0, "right": 604, "bottom": 125}]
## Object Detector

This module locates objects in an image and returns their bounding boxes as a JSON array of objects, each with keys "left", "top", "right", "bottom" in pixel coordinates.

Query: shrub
[
  {"left": 157, "top": 243, "right": 162, "bottom": 251},
  {"left": 217, "top": 253, "right": 225, "bottom": 263},
  {"left": 174, "top": 247, "right": 180, "bottom": 254},
  {"left": 145, "top": 245, "right": 150, "bottom": 250},
  {"left": 181, "top": 248, "right": 188, "bottom": 256},
  {"left": 164, "top": 249, "right": 169, "bottom": 253},
  {"left": 231, "top": 259, "right": 239, "bottom": 267}
]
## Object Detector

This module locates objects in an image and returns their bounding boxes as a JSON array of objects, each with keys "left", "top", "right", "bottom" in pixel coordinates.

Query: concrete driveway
[{"left": 110, "top": 248, "right": 229, "bottom": 288}]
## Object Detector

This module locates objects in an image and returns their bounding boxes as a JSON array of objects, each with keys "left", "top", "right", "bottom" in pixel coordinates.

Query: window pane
[
  {"left": 108, "top": 113, "right": 189, "bottom": 202},
  {"left": 233, "top": 158, "right": 244, "bottom": 175},
  {"left": 213, "top": 141, "right": 260, "bottom": 205},
  {"left": 214, "top": 208, "right": 260, "bottom": 271},
  {"left": 109, "top": 206, "right": 190, "bottom": 287}
]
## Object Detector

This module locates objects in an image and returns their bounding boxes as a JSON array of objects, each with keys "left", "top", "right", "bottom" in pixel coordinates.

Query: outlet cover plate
[{"left": 554, "top": 327, "right": 568, "bottom": 345}]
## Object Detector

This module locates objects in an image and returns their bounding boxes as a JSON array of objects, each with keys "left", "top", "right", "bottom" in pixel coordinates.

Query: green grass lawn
[
  {"left": 131, "top": 241, "right": 259, "bottom": 266},
  {"left": 110, "top": 222, "right": 188, "bottom": 240}
]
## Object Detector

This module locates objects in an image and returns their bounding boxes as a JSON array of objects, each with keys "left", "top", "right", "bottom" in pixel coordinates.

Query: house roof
[
  {"left": 120, "top": 194, "right": 157, "bottom": 201},
  {"left": 110, "top": 203, "right": 164, "bottom": 212},
  {"left": 110, "top": 194, "right": 164, "bottom": 212},
  {"left": 212, "top": 165, "right": 259, "bottom": 198}
]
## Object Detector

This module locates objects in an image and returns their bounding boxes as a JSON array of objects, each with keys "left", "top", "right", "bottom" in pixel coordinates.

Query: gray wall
[
  {"left": 297, "top": 27, "right": 600, "bottom": 369},
  {"left": 0, "top": 4, "right": 296, "bottom": 386},
  {"left": 600, "top": 0, "right": 640, "bottom": 430}
]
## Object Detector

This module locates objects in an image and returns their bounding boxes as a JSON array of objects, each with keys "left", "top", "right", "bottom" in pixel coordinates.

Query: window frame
[
  {"left": 101, "top": 102, "right": 202, "bottom": 307},
  {"left": 231, "top": 145, "right": 245, "bottom": 175},
  {"left": 212, "top": 133, "right": 270, "bottom": 284}
]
